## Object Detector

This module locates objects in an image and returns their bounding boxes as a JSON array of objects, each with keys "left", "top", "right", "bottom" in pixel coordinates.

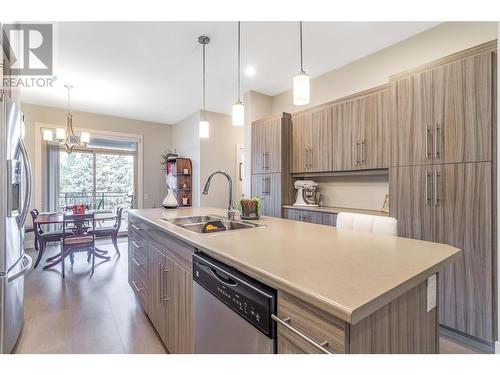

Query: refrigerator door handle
[
  {"left": 7, "top": 254, "right": 32, "bottom": 283},
  {"left": 17, "top": 136, "right": 33, "bottom": 228}
]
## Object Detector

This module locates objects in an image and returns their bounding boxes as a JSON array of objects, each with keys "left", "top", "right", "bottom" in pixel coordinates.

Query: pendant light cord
[
  {"left": 237, "top": 21, "right": 241, "bottom": 102},
  {"left": 299, "top": 21, "right": 304, "bottom": 74},
  {"left": 202, "top": 42, "right": 206, "bottom": 120},
  {"left": 67, "top": 85, "right": 72, "bottom": 114}
]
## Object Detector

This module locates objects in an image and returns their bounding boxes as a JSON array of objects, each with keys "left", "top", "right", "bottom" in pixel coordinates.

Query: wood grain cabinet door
[
  {"left": 432, "top": 52, "right": 493, "bottom": 164},
  {"left": 251, "top": 122, "right": 263, "bottom": 174},
  {"left": 433, "top": 162, "right": 493, "bottom": 342},
  {"left": 332, "top": 101, "right": 355, "bottom": 171},
  {"left": 251, "top": 174, "right": 263, "bottom": 201},
  {"left": 389, "top": 165, "right": 434, "bottom": 242},
  {"left": 364, "top": 89, "right": 391, "bottom": 169},
  {"left": 263, "top": 116, "right": 282, "bottom": 173},
  {"left": 391, "top": 70, "right": 433, "bottom": 167},
  {"left": 310, "top": 106, "right": 334, "bottom": 172},
  {"left": 291, "top": 112, "right": 312, "bottom": 173},
  {"left": 165, "top": 258, "right": 194, "bottom": 354}
]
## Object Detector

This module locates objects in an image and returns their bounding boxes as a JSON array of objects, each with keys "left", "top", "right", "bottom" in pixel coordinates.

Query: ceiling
[{"left": 20, "top": 22, "right": 440, "bottom": 124}]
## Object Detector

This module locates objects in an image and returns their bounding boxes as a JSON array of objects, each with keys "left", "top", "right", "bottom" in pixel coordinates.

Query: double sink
[{"left": 161, "top": 215, "right": 264, "bottom": 234}]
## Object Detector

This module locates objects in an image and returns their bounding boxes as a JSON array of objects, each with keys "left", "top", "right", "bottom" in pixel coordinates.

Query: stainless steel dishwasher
[{"left": 193, "top": 252, "right": 276, "bottom": 354}]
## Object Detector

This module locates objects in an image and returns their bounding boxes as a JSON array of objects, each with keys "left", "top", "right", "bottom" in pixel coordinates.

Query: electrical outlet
[{"left": 427, "top": 274, "right": 437, "bottom": 312}]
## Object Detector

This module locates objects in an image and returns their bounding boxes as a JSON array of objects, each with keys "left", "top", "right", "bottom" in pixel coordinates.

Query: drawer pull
[
  {"left": 272, "top": 314, "right": 332, "bottom": 354},
  {"left": 131, "top": 257, "right": 142, "bottom": 267},
  {"left": 131, "top": 224, "right": 143, "bottom": 231},
  {"left": 132, "top": 280, "right": 144, "bottom": 293},
  {"left": 131, "top": 240, "right": 142, "bottom": 249}
]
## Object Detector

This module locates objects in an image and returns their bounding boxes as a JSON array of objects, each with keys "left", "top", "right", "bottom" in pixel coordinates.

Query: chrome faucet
[{"left": 202, "top": 170, "right": 236, "bottom": 221}]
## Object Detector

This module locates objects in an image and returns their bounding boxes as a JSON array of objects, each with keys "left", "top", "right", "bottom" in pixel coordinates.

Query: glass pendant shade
[
  {"left": 56, "top": 128, "right": 66, "bottom": 141},
  {"left": 293, "top": 72, "right": 310, "bottom": 106},
  {"left": 43, "top": 129, "right": 53, "bottom": 141},
  {"left": 232, "top": 102, "right": 244, "bottom": 126},
  {"left": 199, "top": 120, "right": 209, "bottom": 138},
  {"left": 80, "top": 132, "right": 90, "bottom": 144}
]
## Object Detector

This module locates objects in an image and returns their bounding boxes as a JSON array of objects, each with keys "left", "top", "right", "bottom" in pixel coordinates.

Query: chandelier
[{"left": 43, "top": 84, "right": 90, "bottom": 153}]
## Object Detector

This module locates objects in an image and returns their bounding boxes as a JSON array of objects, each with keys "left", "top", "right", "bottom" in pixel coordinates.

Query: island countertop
[{"left": 128, "top": 207, "right": 461, "bottom": 324}]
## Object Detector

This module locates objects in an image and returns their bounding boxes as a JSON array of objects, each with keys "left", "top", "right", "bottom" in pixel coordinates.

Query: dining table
[{"left": 34, "top": 210, "right": 118, "bottom": 271}]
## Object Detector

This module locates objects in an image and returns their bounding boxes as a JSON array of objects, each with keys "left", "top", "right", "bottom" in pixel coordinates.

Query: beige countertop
[
  {"left": 282, "top": 205, "right": 389, "bottom": 217},
  {"left": 128, "top": 207, "right": 461, "bottom": 325}
]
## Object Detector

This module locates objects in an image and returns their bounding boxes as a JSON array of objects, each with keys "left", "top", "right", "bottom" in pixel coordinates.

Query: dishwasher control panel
[{"left": 193, "top": 252, "right": 276, "bottom": 337}]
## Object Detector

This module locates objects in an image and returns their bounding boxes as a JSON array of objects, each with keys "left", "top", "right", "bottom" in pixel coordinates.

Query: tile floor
[{"left": 14, "top": 238, "right": 166, "bottom": 354}]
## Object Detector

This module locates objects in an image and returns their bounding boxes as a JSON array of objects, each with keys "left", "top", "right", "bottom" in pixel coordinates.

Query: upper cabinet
[
  {"left": 252, "top": 113, "right": 291, "bottom": 175},
  {"left": 292, "top": 85, "right": 390, "bottom": 174},
  {"left": 391, "top": 50, "right": 495, "bottom": 167},
  {"left": 291, "top": 107, "right": 333, "bottom": 173}
]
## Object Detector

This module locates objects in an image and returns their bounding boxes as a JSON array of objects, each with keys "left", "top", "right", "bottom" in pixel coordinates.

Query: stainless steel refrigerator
[{"left": 0, "top": 94, "right": 33, "bottom": 354}]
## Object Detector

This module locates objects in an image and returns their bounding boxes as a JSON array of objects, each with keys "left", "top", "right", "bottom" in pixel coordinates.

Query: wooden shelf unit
[{"left": 166, "top": 157, "right": 193, "bottom": 207}]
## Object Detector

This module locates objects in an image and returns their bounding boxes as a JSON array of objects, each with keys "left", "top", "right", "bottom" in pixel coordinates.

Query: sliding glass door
[{"left": 59, "top": 149, "right": 137, "bottom": 215}]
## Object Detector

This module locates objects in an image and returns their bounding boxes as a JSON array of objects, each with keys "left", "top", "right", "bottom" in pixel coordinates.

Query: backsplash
[{"left": 311, "top": 174, "right": 389, "bottom": 211}]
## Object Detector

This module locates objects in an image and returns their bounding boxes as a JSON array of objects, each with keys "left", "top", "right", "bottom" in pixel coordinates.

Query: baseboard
[
  {"left": 495, "top": 341, "right": 500, "bottom": 354},
  {"left": 439, "top": 325, "right": 495, "bottom": 354}
]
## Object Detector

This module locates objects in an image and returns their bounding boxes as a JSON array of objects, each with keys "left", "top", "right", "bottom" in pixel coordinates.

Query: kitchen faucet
[{"left": 202, "top": 170, "right": 236, "bottom": 221}]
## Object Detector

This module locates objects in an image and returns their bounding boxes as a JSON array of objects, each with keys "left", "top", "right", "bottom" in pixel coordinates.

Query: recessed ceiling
[{"left": 20, "top": 21, "right": 440, "bottom": 124}]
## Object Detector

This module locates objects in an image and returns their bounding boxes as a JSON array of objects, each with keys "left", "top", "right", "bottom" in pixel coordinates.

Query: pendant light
[
  {"left": 198, "top": 35, "right": 210, "bottom": 138},
  {"left": 232, "top": 21, "right": 244, "bottom": 126},
  {"left": 293, "top": 21, "right": 310, "bottom": 106},
  {"left": 45, "top": 84, "right": 90, "bottom": 153}
]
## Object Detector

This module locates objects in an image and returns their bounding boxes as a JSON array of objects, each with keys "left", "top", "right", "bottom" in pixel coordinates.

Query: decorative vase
[{"left": 163, "top": 187, "right": 178, "bottom": 209}]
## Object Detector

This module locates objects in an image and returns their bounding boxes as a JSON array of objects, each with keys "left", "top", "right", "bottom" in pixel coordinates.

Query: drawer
[
  {"left": 129, "top": 269, "right": 149, "bottom": 312},
  {"left": 129, "top": 234, "right": 148, "bottom": 264},
  {"left": 283, "top": 208, "right": 336, "bottom": 227},
  {"left": 275, "top": 291, "right": 347, "bottom": 354}
]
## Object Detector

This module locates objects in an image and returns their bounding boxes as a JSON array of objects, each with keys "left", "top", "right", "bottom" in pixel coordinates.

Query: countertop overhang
[{"left": 128, "top": 207, "right": 461, "bottom": 325}]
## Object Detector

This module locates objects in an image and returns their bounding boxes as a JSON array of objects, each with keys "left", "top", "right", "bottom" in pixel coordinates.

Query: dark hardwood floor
[{"left": 14, "top": 238, "right": 166, "bottom": 354}]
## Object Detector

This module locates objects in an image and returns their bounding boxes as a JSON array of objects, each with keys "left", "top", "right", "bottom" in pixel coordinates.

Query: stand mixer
[{"left": 293, "top": 180, "right": 320, "bottom": 207}]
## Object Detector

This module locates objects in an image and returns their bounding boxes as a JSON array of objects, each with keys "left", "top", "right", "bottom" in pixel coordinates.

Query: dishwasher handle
[{"left": 198, "top": 262, "right": 239, "bottom": 287}]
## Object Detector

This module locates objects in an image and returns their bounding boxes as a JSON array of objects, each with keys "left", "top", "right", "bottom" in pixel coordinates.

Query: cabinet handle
[
  {"left": 434, "top": 123, "right": 441, "bottom": 159},
  {"left": 261, "top": 177, "right": 266, "bottom": 195},
  {"left": 263, "top": 152, "right": 269, "bottom": 170},
  {"left": 425, "top": 170, "right": 431, "bottom": 206},
  {"left": 131, "top": 257, "right": 142, "bottom": 267},
  {"left": 355, "top": 141, "right": 360, "bottom": 165},
  {"left": 433, "top": 169, "right": 439, "bottom": 206},
  {"left": 425, "top": 126, "right": 431, "bottom": 159},
  {"left": 131, "top": 240, "right": 142, "bottom": 249},
  {"left": 309, "top": 149, "right": 313, "bottom": 169},
  {"left": 159, "top": 263, "right": 164, "bottom": 304},
  {"left": 271, "top": 315, "right": 332, "bottom": 354},
  {"left": 304, "top": 149, "right": 308, "bottom": 169},
  {"left": 267, "top": 177, "right": 271, "bottom": 196},
  {"left": 132, "top": 280, "right": 144, "bottom": 293},
  {"left": 361, "top": 139, "right": 365, "bottom": 165},
  {"left": 131, "top": 224, "right": 143, "bottom": 231}
]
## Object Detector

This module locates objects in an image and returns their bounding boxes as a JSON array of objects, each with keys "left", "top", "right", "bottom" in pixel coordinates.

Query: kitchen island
[{"left": 127, "top": 207, "right": 461, "bottom": 354}]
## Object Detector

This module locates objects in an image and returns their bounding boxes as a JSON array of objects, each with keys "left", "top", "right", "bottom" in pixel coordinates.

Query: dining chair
[
  {"left": 61, "top": 213, "right": 97, "bottom": 277},
  {"left": 30, "top": 209, "right": 65, "bottom": 268},
  {"left": 87, "top": 206, "right": 124, "bottom": 256},
  {"left": 336, "top": 212, "right": 397, "bottom": 236}
]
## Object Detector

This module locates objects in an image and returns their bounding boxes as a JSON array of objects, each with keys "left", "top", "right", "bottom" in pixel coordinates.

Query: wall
[
  {"left": 172, "top": 111, "right": 201, "bottom": 207},
  {"left": 314, "top": 175, "right": 388, "bottom": 211},
  {"left": 172, "top": 110, "right": 244, "bottom": 209},
  {"left": 243, "top": 90, "right": 273, "bottom": 197},
  {"left": 497, "top": 24, "right": 500, "bottom": 354},
  {"left": 22, "top": 103, "right": 173, "bottom": 210}
]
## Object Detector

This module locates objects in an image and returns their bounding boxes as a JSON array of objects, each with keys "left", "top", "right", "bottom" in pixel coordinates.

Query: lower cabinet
[
  {"left": 282, "top": 207, "right": 336, "bottom": 226},
  {"left": 128, "top": 217, "right": 194, "bottom": 354},
  {"left": 276, "top": 278, "right": 438, "bottom": 354}
]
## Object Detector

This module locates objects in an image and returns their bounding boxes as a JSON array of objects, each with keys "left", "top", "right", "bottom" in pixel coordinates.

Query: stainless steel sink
[
  {"left": 161, "top": 215, "right": 263, "bottom": 234},
  {"left": 162, "top": 215, "right": 224, "bottom": 226}
]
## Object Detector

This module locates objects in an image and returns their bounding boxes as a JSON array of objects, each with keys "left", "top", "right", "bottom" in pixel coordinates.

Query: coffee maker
[{"left": 293, "top": 180, "right": 320, "bottom": 207}]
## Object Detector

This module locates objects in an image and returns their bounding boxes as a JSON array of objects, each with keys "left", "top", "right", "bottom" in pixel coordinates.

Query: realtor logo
[{"left": 2, "top": 23, "right": 53, "bottom": 76}]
